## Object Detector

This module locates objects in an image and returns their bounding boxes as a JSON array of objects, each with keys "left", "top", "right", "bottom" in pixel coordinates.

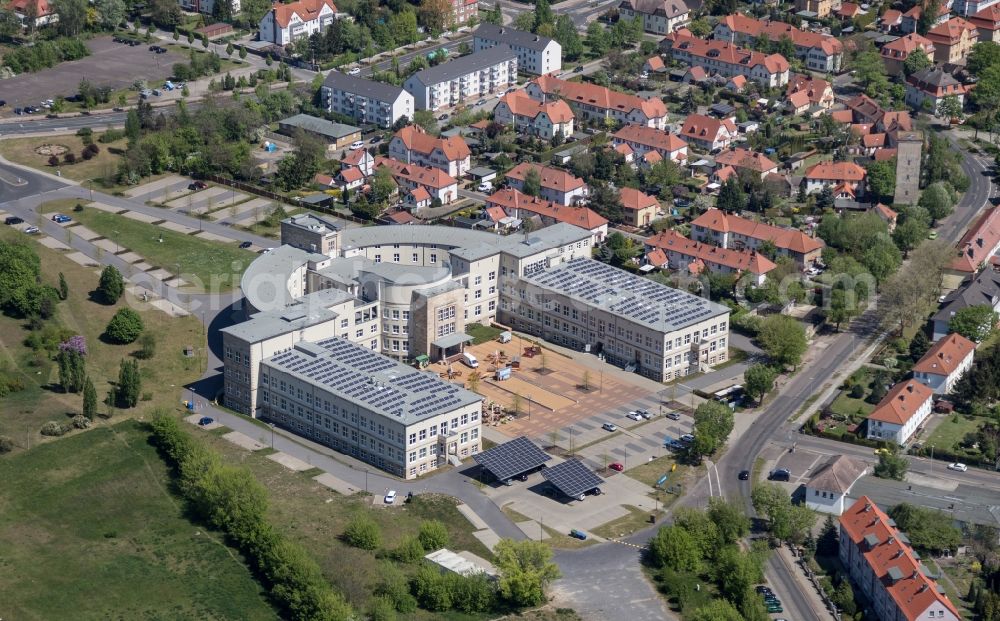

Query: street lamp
[
  {"left": 113, "top": 229, "right": 119, "bottom": 254},
  {"left": 365, "top": 469, "right": 369, "bottom": 494},
  {"left": 269, "top": 422, "right": 275, "bottom": 448}
]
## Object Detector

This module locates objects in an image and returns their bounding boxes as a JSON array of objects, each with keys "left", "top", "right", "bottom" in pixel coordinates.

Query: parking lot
[{"left": 1, "top": 37, "right": 184, "bottom": 111}]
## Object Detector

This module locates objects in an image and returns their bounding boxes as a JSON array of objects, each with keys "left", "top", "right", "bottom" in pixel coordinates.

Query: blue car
[
  {"left": 51, "top": 214, "right": 72, "bottom": 224},
  {"left": 198, "top": 416, "right": 214, "bottom": 426}
]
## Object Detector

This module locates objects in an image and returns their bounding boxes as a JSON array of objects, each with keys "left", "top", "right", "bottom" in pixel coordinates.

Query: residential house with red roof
[
  {"left": 336, "top": 166, "right": 366, "bottom": 191},
  {"left": 955, "top": 0, "right": 998, "bottom": 18},
  {"left": 645, "top": 229, "right": 776, "bottom": 285},
  {"left": 341, "top": 148, "right": 375, "bottom": 176},
  {"left": 485, "top": 188, "right": 608, "bottom": 243},
  {"left": 661, "top": 30, "right": 790, "bottom": 88},
  {"left": 803, "top": 161, "right": 867, "bottom": 195},
  {"left": 612, "top": 125, "right": 688, "bottom": 162},
  {"left": 494, "top": 91, "right": 575, "bottom": 140},
  {"left": 7, "top": 0, "right": 57, "bottom": 27},
  {"left": 449, "top": 0, "right": 478, "bottom": 26},
  {"left": 794, "top": 0, "right": 833, "bottom": 18},
  {"left": 913, "top": 332, "right": 976, "bottom": 393},
  {"left": 618, "top": 0, "right": 690, "bottom": 34},
  {"left": 845, "top": 93, "right": 885, "bottom": 125},
  {"left": 713, "top": 15, "right": 844, "bottom": 72},
  {"left": 839, "top": 497, "right": 962, "bottom": 621},
  {"left": 970, "top": 3, "right": 1000, "bottom": 42},
  {"left": 880, "top": 33, "right": 936, "bottom": 76},
  {"left": 259, "top": 0, "right": 339, "bottom": 45},
  {"left": 873, "top": 203, "right": 898, "bottom": 232},
  {"left": 679, "top": 113, "right": 737, "bottom": 152},
  {"left": 804, "top": 455, "right": 867, "bottom": 515},
  {"left": 644, "top": 55, "right": 667, "bottom": 73},
  {"left": 949, "top": 205, "right": 1000, "bottom": 275},
  {"left": 865, "top": 380, "right": 934, "bottom": 445},
  {"left": 504, "top": 163, "right": 589, "bottom": 206},
  {"left": 880, "top": 9, "right": 903, "bottom": 31},
  {"left": 836, "top": 2, "right": 862, "bottom": 19},
  {"left": 900, "top": 2, "right": 950, "bottom": 34},
  {"left": 926, "top": 17, "right": 979, "bottom": 63},
  {"left": 905, "top": 67, "right": 970, "bottom": 114},
  {"left": 388, "top": 125, "right": 471, "bottom": 178},
  {"left": 714, "top": 147, "right": 778, "bottom": 179},
  {"left": 785, "top": 74, "right": 834, "bottom": 116},
  {"left": 690, "top": 208, "right": 825, "bottom": 266},
  {"left": 620, "top": 187, "right": 660, "bottom": 227},
  {"left": 375, "top": 157, "right": 459, "bottom": 204},
  {"left": 525, "top": 75, "right": 668, "bottom": 129}
]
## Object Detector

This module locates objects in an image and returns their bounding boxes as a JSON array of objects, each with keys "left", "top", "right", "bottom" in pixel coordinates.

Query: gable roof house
[
  {"left": 679, "top": 113, "right": 737, "bottom": 152},
  {"left": 645, "top": 229, "right": 777, "bottom": 285},
  {"left": 525, "top": 74, "right": 668, "bottom": 129},
  {"left": 805, "top": 455, "right": 868, "bottom": 515},
  {"left": 713, "top": 14, "right": 844, "bottom": 73},
  {"left": 803, "top": 161, "right": 866, "bottom": 195},
  {"left": 619, "top": 187, "right": 661, "bottom": 228},
  {"left": 714, "top": 147, "right": 778, "bottom": 179},
  {"left": 375, "top": 157, "right": 459, "bottom": 204},
  {"left": 933, "top": 273, "right": 1000, "bottom": 340},
  {"left": 388, "top": 125, "right": 472, "bottom": 178},
  {"left": 618, "top": 0, "right": 690, "bottom": 34},
  {"left": 785, "top": 74, "right": 835, "bottom": 116},
  {"left": 473, "top": 24, "right": 562, "bottom": 76},
  {"left": 7, "top": 0, "right": 57, "bottom": 27},
  {"left": 970, "top": 3, "right": 1000, "bottom": 42},
  {"left": 913, "top": 332, "right": 976, "bottom": 393},
  {"left": 839, "top": 497, "right": 962, "bottom": 621},
  {"left": 661, "top": 30, "right": 790, "bottom": 88},
  {"left": 259, "top": 0, "right": 339, "bottom": 46},
  {"left": 865, "top": 380, "right": 934, "bottom": 446},
  {"left": 905, "top": 67, "right": 970, "bottom": 115},
  {"left": 612, "top": 125, "right": 689, "bottom": 162},
  {"left": 504, "top": 162, "right": 589, "bottom": 206},
  {"left": 925, "top": 17, "right": 979, "bottom": 64},
  {"left": 485, "top": 188, "right": 608, "bottom": 243},
  {"left": 493, "top": 91, "right": 575, "bottom": 140},
  {"left": 948, "top": 205, "right": 1000, "bottom": 276},
  {"left": 900, "top": 2, "right": 950, "bottom": 34},
  {"left": 689, "top": 207, "right": 825, "bottom": 266},
  {"left": 880, "top": 33, "right": 936, "bottom": 76}
]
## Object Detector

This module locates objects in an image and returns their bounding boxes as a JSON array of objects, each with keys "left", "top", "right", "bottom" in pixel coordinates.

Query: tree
[
  {"left": 751, "top": 484, "right": 817, "bottom": 544},
  {"left": 54, "top": 0, "right": 88, "bottom": 36},
  {"left": 369, "top": 166, "right": 397, "bottom": 208},
  {"left": 150, "top": 0, "right": 182, "bottom": 27},
  {"left": 137, "top": 331, "right": 157, "bottom": 359},
  {"left": 482, "top": 1, "right": 502, "bottom": 25},
  {"left": 903, "top": 48, "right": 931, "bottom": 76},
  {"left": 866, "top": 159, "right": 896, "bottom": 204},
  {"left": 493, "top": 539, "right": 560, "bottom": 607},
  {"left": 817, "top": 514, "right": 838, "bottom": 556},
  {"left": 744, "top": 363, "right": 776, "bottom": 406},
  {"left": 950, "top": 304, "right": 999, "bottom": 342},
  {"left": 861, "top": 237, "right": 902, "bottom": 287},
  {"left": 97, "top": 265, "right": 125, "bottom": 304},
  {"left": 344, "top": 513, "right": 382, "bottom": 550},
  {"left": 95, "top": 0, "right": 126, "bottom": 29},
  {"left": 649, "top": 525, "right": 701, "bottom": 571},
  {"left": 919, "top": 182, "right": 954, "bottom": 224},
  {"left": 554, "top": 14, "right": 583, "bottom": 60},
  {"left": 239, "top": 45, "right": 247, "bottom": 60},
  {"left": 82, "top": 376, "right": 97, "bottom": 419},
  {"left": 522, "top": 167, "right": 541, "bottom": 197},
  {"left": 418, "top": 520, "right": 449, "bottom": 551},
  {"left": 892, "top": 217, "right": 928, "bottom": 258},
  {"left": 938, "top": 95, "right": 964, "bottom": 119},
  {"left": 889, "top": 503, "right": 963, "bottom": 554},
  {"left": 412, "top": 110, "right": 439, "bottom": 134},
  {"left": 105, "top": 308, "right": 144, "bottom": 344},
  {"left": 758, "top": 314, "right": 808, "bottom": 370},
  {"left": 533, "top": 0, "right": 553, "bottom": 31},
  {"left": 117, "top": 358, "right": 141, "bottom": 407},
  {"left": 586, "top": 21, "right": 609, "bottom": 56},
  {"left": 418, "top": 0, "right": 453, "bottom": 32},
  {"left": 58, "top": 272, "right": 69, "bottom": 300},
  {"left": 717, "top": 176, "right": 745, "bottom": 213},
  {"left": 918, "top": 0, "right": 941, "bottom": 35},
  {"left": 874, "top": 445, "right": 908, "bottom": 480},
  {"left": 689, "top": 600, "right": 744, "bottom": 621},
  {"left": 708, "top": 498, "right": 750, "bottom": 544},
  {"left": 853, "top": 50, "right": 890, "bottom": 98},
  {"left": 691, "top": 400, "right": 735, "bottom": 458}
]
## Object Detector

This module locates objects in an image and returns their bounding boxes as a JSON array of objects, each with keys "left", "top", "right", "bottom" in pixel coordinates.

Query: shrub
[
  {"left": 97, "top": 265, "right": 124, "bottom": 304},
  {"left": 343, "top": 513, "right": 381, "bottom": 550},
  {"left": 99, "top": 128, "right": 126, "bottom": 143},
  {"left": 105, "top": 308, "right": 144, "bottom": 344},
  {"left": 0, "top": 435, "right": 14, "bottom": 453},
  {"left": 394, "top": 535, "right": 425, "bottom": 563},
  {"left": 40, "top": 421, "right": 67, "bottom": 436},
  {"left": 63, "top": 152, "right": 76, "bottom": 164},
  {"left": 368, "top": 596, "right": 397, "bottom": 621},
  {"left": 418, "top": 520, "right": 449, "bottom": 551},
  {"left": 48, "top": 155, "right": 60, "bottom": 166},
  {"left": 72, "top": 415, "right": 92, "bottom": 429},
  {"left": 136, "top": 331, "right": 156, "bottom": 359},
  {"left": 849, "top": 384, "right": 865, "bottom": 399}
]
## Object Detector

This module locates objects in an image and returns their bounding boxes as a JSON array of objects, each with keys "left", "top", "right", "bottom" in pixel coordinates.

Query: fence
[{"left": 201, "top": 174, "right": 367, "bottom": 226}]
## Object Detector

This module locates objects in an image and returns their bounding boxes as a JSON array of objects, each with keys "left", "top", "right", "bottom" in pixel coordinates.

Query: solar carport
[
  {"left": 472, "top": 436, "right": 552, "bottom": 484},
  {"left": 541, "top": 459, "right": 604, "bottom": 500}
]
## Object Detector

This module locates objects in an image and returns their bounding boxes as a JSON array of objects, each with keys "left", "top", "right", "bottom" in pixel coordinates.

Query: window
[
  {"left": 436, "top": 305, "right": 456, "bottom": 321},
  {"left": 419, "top": 447, "right": 427, "bottom": 458},
  {"left": 430, "top": 253, "right": 437, "bottom": 263},
  {"left": 402, "top": 310, "right": 409, "bottom": 320},
  {"left": 340, "top": 318, "right": 349, "bottom": 328},
  {"left": 419, "top": 429, "right": 427, "bottom": 441},
  {"left": 474, "top": 275, "right": 482, "bottom": 285},
  {"left": 374, "top": 254, "right": 381, "bottom": 263},
  {"left": 409, "top": 452, "right": 417, "bottom": 463},
  {"left": 489, "top": 270, "right": 496, "bottom": 281},
  {"left": 409, "top": 432, "right": 416, "bottom": 444}
]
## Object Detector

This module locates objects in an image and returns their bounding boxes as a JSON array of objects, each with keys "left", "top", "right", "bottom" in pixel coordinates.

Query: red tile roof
[
  {"left": 837, "top": 2, "right": 861, "bottom": 18},
  {"left": 714, "top": 148, "right": 778, "bottom": 174},
  {"left": 486, "top": 188, "right": 608, "bottom": 230},
  {"left": 952, "top": 205, "right": 1000, "bottom": 273},
  {"left": 717, "top": 14, "right": 843, "bottom": 55},
  {"left": 619, "top": 187, "right": 659, "bottom": 212},
  {"left": 314, "top": 173, "right": 335, "bottom": 186},
  {"left": 691, "top": 208, "right": 824, "bottom": 254},
  {"left": 646, "top": 229, "right": 777, "bottom": 275},
  {"left": 530, "top": 74, "right": 667, "bottom": 120},
  {"left": 505, "top": 162, "right": 586, "bottom": 193},
  {"left": 375, "top": 156, "right": 458, "bottom": 189},
  {"left": 867, "top": 380, "right": 933, "bottom": 425},
  {"left": 926, "top": 16, "right": 978, "bottom": 44},
  {"left": 786, "top": 74, "right": 832, "bottom": 106},
  {"left": 804, "top": 161, "right": 867, "bottom": 182},
  {"left": 341, "top": 148, "right": 370, "bottom": 167},
  {"left": 881, "top": 33, "right": 935, "bottom": 60},
  {"left": 270, "top": 0, "right": 337, "bottom": 28},
  {"left": 645, "top": 55, "right": 665, "bottom": 71},
  {"left": 914, "top": 333, "right": 976, "bottom": 375},
  {"left": 840, "top": 497, "right": 962, "bottom": 621},
  {"left": 680, "top": 114, "right": 737, "bottom": 144},
  {"left": 338, "top": 167, "right": 364, "bottom": 183},
  {"left": 393, "top": 125, "right": 471, "bottom": 161},
  {"left": 830, "top": 109, "right": 854, "bottom": 123},
  {"left": 646, "top": 248, "right": 668, "bottom": 267},
  {"left": 8, "top": 0, "right": 53, "bottom": 15},
  {"left": 862, "top": 133, "right": 887, "bottom": 148},
  {"left": 881, "top": 9, "right": 902, "bottom": 26},
  {"left": 874, "top": 148, "right": 898, "bottom": 161},
  {"left": 613, "top": 125, "right": 688, "bottom": 156},
  {"left": 875, "top": 203, "right": 898, "bottom": 221},
  {"left": 665, "top": 31, "right": 791, "bottom": 75},
  {"left": 970, "top": 3, "right": 1000, "bottom": 30},
  {"left": 498, "top": 91, "right": 574, "bottom": 124}
]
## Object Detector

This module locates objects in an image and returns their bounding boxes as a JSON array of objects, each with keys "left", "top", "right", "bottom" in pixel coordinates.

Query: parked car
[
  {"left": 155, "top": 47, "right": 167, "bottom": 54},
  {"left": 665, "top": 411, "right": 681, "bottom": 420},
  {"left": 0, "top": 100, "right": 5, "bottom": 107},
  {"left": 151, "top": 89, "right": 162, "bottom": 96},
  {"left": 639, "top": 71, "right": 649, "bottom": 79},
  {"left": 637, "top": 409, "right": 651, "bottom": 419},
  {"left": 198, "top": 416, "right": 214, "bottom": 426},
  {"left": 755, "top": 586, "right": 773, "bottom": 595},
  {"left": 384, "top": 490, "right": 397, "bottom": 504},
  {"left": 602, "top": 422, "right": 618, "bottom": 432},
  {"left": 51, "top": 214, "right": 72, "bottom": 223},
  {"left": 569, "top": 529, "right": 587, "bottom": 540},
  {"left": 609, "top": 462, "right": 624, "bottom": 472},
  {"left": 369, "top": 136, "right": 381, "bottom": 144},
  {"left": 14, "top": 107, "right": 23, "bottom": 115},
  {"left": 239, "top": 241, "right": 252, "bottom": 249},
  {"left": 948, "top": 462, "right": 968, "bottom": 472},
  {"left": 24, "top": 226, "right": 40, "bottom": 234},
  {"left": 664, "top": 437, "right": 685, "bottom": 449},
  {"left": 148, "top": 45, "right": 160, "bottom": 52},
  {"left": 349, "top": 140, "right": 364, "bottom": 150},
  {"left": 477, "top": 182, "right": 493, "bottom": 193},
  {"left": 626, "top": 411, "right": 643, "bottom": 421},
  {"left": 738, "top": 470, "right": 750, "bottom": 480},
  {"left": 5, "top": 216, "right": 24, "bottom": 225},
  {"left": 768, "top": 468, "right": 791, "bottom": 481},
  {"left": 438, "top": 113, "right": 449, "bottom": 121},
  {"left": 679, "top": 433, "right": 695, "bottom": 444},
  {"left": 348, "top": 67, "right": 362, "bottom": 75},
  {"left": 188, "top": 181, "right": 207, "bottom": 190},
  {"left": 574, "top": 65, "right": 584, "bottom": 72}
]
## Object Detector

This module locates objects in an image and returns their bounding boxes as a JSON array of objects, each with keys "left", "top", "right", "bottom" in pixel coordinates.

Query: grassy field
[
  {"left": 0, "top": 133, "right": 126, "bottom": 183},
  {"left": 828, "top": 367, "right": 877, "bottom": 420},
  {"left": 198, "top": 426, "right": 497, "bottom": 616},
  {"left": 0, "top": 226, "right": 204, "bottom": 452},
  {"left": 467, "top": 323, "right": 505, "bottom": 345},
  {"left": 925, "top": 414, "right": 986, "bottom": 454},
  {"left": 0, "top": 420, "right": 278, "bottom": 620},
  {"left": 40, "top": 201, "right": 254, "bottom": 291},
  {"left": 164, "top": 43, "right": 246, "bottom": 74},
  {"left": 592, "top": 504, "right": 660, "bottom": 539}
]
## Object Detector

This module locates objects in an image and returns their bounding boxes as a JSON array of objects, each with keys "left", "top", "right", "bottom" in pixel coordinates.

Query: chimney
[{"left": 864, "top": 502, "right": 872, "bottom": 512}]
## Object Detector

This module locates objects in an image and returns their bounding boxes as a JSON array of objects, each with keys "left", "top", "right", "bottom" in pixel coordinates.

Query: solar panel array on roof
[
  {"left": 525, "top": 257, "right": 725, "bottom": 331},
  {"left": 472, "top": 436, "right": 552, "bottom": 482},
  {"left": 541, "top": 459, "right": 604, "bottom": 499}
]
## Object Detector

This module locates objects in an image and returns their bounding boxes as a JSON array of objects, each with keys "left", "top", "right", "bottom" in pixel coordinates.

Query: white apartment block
[
  {"left": 618, "top": 0, "right": 690, "bottom": 34},
  {"left": 404, "top": 46, "right": 518, "bottom": 111},
  {"left": 865, "top": 380, "right": 934, "bottom": 447},
  {"left": 258, "top": 0, "right": 338, "bottom": 46},
  {"left": 388, "top": 125, "right": 471, "bottom": 178},
  {"left": 912, "top": 332, "right": 976, "bottom": 394},
  {"left": 473, "top": 24, "right": 562, "bottom": 75},
  {"left": 321, "top": 72, "right": 414, "bottom": 129}
]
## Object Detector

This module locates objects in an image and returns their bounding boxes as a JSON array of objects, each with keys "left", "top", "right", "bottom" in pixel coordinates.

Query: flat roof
[
  {"left": 239, "top": 245, "right": 326, "bottom": 312},
  {"left": 473, "top": 436, "right": 552, "bottom": 481},
  {"left": 317, "top": 256, "right": 453, "bottom": 287},
  {"left": 410, "top": 45, "right": 517, "bottom": 87},
  {"left": 263, "top": 337, "right": 481, "bottom": 425},
  {"left": 524, "top": 257, "right": 730, "bottom": 333},
  {"left": 221, "top": 288, "right": 356, "bottom": 343},
  {"left": 279, "top": 114, "right": 360, "bottom": 140}
]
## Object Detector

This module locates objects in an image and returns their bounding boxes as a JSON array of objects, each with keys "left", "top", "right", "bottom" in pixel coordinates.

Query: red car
[{"left": 609, "top": 462, "right": 624, "bottom": 472}]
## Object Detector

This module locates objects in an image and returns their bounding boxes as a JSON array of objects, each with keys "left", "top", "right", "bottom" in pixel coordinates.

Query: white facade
[
  {"left": 258, "top": 0, "right": 337, "bottom": 46},
  {"left": 493, "top": 98, "right": 575, "bottom": 140},
  {"left": 321, "top": 74, "right": 414, "bottom": 129},
  {"left": 473, "top": 24, "right": 562, "bottom": 75},
  {"left": 388, "top": 133, "right": 471, "bottom": 178},
  {"left": 618, "top": 0, "right": 690, "bottom": 34},
  {"left": 404, "top": 47, "right": 518, "bottom": 111}
]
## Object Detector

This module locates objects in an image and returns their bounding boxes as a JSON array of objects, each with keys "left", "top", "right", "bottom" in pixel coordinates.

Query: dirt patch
[{"left": 34, "top": 144, "right": 68, "bottom": 156}]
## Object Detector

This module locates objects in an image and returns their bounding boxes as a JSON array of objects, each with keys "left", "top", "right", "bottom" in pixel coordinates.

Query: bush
[
  {"left": 849, "top": 384, "right": 865, "bottom": 399},
  {"left": 105, "top": 308, "right": 144, "bottom": 344},
  {"left": 418, "top": 520, "right": 449, "bottom": 551},
  {"left": 343, "top": 513, "right": 381, "bottom": 550},
  {"left": 48, "top": 155, "right": 60, "bottom": 166},
  {"left": 394, "top": 535, "right": 425, "bottom": 563},
  {"left": 0, "top": 435, "right": 14, "bottom": 453},
  {"left": 97, "top": 265, "right": 124, "bottom": 304},
  {"left": 40, "top": 421, "right": 67, "bottom": 436},
  {"left": 1, "top": 37, "right": 89, "bottom": 74},
  {"left": 99, "top": 128, "right": 126, "bottom": 143},
  {"left": 63, "top": 152, "right": 76, "bottom": 164},
  {"left": 136, "top": 331, "right": 156, "bottom": 359},
  {"left": 368, "top": 596, "right": 397, "bottom": 621},
  {"left": 72, "top": 414, "right": 92, "bottom": 429}
]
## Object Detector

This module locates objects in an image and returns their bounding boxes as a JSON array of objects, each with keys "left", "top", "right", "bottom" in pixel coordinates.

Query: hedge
[{"left": 150, "top": 412, "right": 353, "bottom": 621}]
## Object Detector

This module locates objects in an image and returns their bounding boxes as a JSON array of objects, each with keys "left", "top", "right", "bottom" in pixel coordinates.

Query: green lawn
[
  {"left": 828, "top": 367, "right": 878, "bottom": 420},
  {"left": 45, "top": 202, "right": 255, "bottom": 291},
  {"left": 925, "top": 414, "right": 987, "bottom": 454},
  {"left": 466, "top": 323, "right": 504, "bottom": 345},
  {"left": 0, "top": 421, "right": 277, "bottom": 620}
]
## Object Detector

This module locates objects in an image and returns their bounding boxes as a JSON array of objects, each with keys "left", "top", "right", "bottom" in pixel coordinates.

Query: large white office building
[
  {"left": 321, "top": 72, "right": 415, "bottom": 129},
  {"left": 404, "top": 46, "right": 518, "bottom": 111},
  {"left": 473, "top": 24, "right": 562, "bottom": 75}
]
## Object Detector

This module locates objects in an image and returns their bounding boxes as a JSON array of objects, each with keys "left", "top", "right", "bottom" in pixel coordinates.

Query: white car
[
  {"left": 349, "top": 140, "right": 364, "bottom": 150},
  {"left": 948, "top": 462, "right": 968, "bottom": 472},
  {"left": 348, "top": 67, "right": 362, "bottom": 76},
  {"left": 477, "top": 182, "right": 492, "bottom": 193},
  {"left": 602, "top": 422, "right": 618, "bottom": 432},
  {"left": 384, "top": 490, "right": 397, "bottom": 503},
  {"left": 639, "top": 71, "right": 649, "bottom": 80},
  {"left": 626, "top": 411, "right": 643, "bottom": 421}
]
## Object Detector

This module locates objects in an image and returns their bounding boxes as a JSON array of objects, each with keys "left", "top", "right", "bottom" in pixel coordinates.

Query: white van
[
  {"left": 461, "top": 352, "right": 479, "bottom": 368},
  {"left": 349, "top": 141, "right": 364, "bottom": 150}
]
